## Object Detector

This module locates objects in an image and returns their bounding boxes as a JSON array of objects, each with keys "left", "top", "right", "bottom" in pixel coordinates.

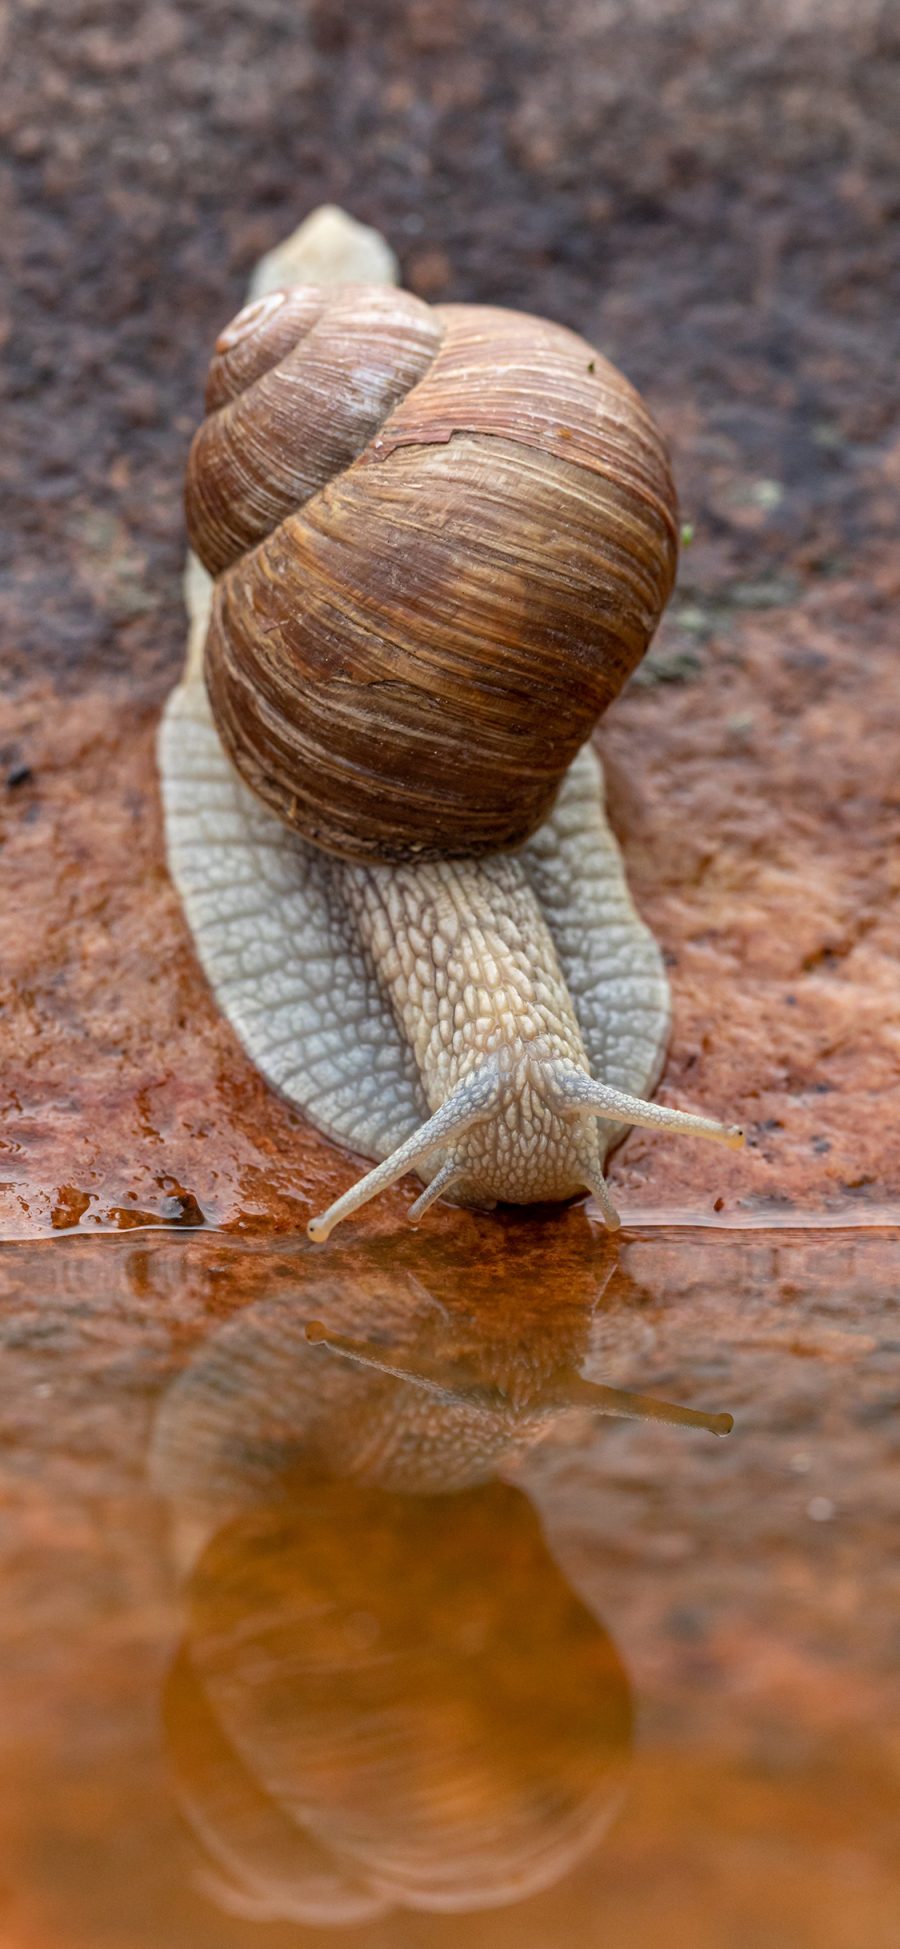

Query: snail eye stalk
[{"left": 549, "top": 1064, "right": 744, "bottom": 1150}]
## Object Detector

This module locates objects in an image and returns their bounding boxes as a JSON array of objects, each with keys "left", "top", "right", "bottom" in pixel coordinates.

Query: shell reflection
[
  {"left": 153, "top": 1260, "right": 727, "bottom": 1924},
  {"left": 163, "top": 1480, "right": 630, "bottom": 1922}
]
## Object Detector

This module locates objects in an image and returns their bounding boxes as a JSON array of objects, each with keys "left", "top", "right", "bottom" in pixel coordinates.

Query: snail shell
[{"left": 185, "top": 279, "right": 678, "bottom": 861}]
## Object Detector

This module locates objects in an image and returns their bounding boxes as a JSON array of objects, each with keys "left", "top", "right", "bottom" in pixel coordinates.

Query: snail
[{"left": 159, "top": 206, "right": 743, "bottom": 1242}]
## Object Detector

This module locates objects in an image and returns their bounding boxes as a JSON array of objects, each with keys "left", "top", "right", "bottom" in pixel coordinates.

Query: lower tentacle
[
  {"left": 582, "top": 1168, "right": 623, "bottom": 1232},
  {"left": 408, "top": 1161, "right": 468, "bottom": 1222}
]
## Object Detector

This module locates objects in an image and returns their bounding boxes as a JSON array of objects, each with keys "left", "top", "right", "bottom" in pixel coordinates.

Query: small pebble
[{"left": 749, "top": 477, "right": 785, "bottom": 509}]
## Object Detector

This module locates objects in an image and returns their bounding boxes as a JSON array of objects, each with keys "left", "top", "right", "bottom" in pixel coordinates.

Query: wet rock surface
[{"left": 2, "top": 4, "right": 899, "bottom": 1232}]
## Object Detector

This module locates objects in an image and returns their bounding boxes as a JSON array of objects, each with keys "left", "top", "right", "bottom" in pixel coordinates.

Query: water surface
[{"left": 0, "top": 1223, "right": 897, "bottom": 1948}]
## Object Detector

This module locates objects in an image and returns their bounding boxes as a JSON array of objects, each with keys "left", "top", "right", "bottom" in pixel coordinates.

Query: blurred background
[{"left": 4, "top": 0, "right": 898, "bottom": 686}]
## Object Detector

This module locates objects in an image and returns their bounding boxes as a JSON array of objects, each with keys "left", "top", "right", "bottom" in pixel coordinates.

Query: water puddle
[{"left": 0, "top": 1223, "right": 897, "bottom": 1947}]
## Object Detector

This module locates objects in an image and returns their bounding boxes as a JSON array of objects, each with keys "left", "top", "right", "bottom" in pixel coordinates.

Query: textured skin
[
  {"left": 158, "top": 209, "right": 681, "bottom": 1229},
  {"left": 160, "top": 663, "right": 670, "bottom": 1197},
  {"left": 248, "top": 205, "right": 399, "bottom": 301},
  {"left": 160, "top": 670, "right": 430, "bottom": 1165},
  {"left": 342, "top": 847, "right": 646, "bottom": 1205}
]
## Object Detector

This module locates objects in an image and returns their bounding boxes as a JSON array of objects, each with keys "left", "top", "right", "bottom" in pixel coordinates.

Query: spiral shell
[{"left": 186, "top": 283, "right": 678, "bottom": 861}]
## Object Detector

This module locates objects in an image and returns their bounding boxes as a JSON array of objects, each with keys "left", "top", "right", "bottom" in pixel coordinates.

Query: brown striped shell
[{"left": 185, "top": 283, "right": 679, "bottom": 862}]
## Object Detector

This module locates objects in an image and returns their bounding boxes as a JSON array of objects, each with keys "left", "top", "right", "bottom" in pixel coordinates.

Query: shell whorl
[{"left": 186, "top": 284, "right": 679, "bottom": 863}]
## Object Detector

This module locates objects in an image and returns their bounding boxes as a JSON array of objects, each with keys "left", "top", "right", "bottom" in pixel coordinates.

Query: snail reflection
[{"left": 153, "top": 1249, "right": 730, "bottom": 1926}]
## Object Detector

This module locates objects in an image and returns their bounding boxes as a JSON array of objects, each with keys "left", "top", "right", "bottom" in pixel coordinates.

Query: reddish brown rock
[
  {"left": 2, "top": 585, "right": 899, "bottom": 1236},
  {"left": 2, "top": 0, "right": 899, "bottom": 1243}
]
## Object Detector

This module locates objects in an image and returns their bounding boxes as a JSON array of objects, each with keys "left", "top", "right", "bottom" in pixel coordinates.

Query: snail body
[{"left": 160, "top": 208, "right": 742, "bottom": 1239}]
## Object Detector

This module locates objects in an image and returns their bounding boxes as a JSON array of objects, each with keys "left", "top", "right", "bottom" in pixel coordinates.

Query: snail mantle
[{"left": 158, "top": 206, "right": 743, "bottom": 1243}]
